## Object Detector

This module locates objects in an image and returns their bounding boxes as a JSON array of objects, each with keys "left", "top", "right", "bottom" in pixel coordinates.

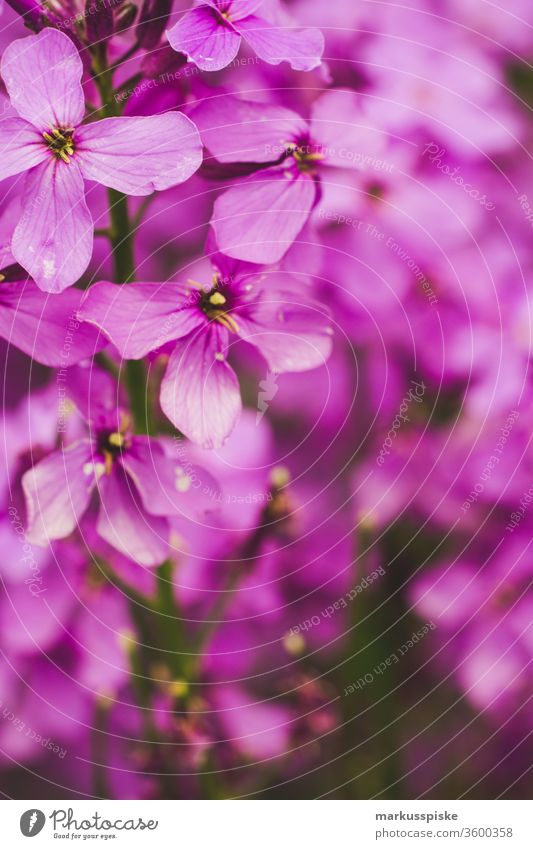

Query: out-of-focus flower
[
  {"left": 166, "top": 0, "right": 324, "bottom": 73},
  {"left": 0, "top": 274, "right": 105, "bottom": 366},
  {"left": 410, "top": 535, "right": 533, "bottom": 726},
  {"left": 22, "top": 366, "right": 216, "bottom": 564},
  {"left": 191, "top": 91, "right": 384, "bottom": 263}
]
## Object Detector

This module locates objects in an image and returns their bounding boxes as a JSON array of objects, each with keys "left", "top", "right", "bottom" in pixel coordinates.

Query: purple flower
[
  {"left": 22, "top": 368, "right": 216, "bottom": 565},
  {"left": 166, "top": 0, "right": 324, "bottom": 73},
  {"left": 192, "top": 92, "right": 384, "bottom": 263},
  {"left": 0, "top": 276, "right": 105, "bottom": 366},
  {"left": 79, "top": 243, "right": 333, "bottom": 447},
  {"left": 410, "top": 543, "right": 533, "bottom": 724},
  {"left": 0, "top": 29, "right": 203, "bottom": 292}
]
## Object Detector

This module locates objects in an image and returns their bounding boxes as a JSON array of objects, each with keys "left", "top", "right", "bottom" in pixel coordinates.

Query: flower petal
[
  {"left": 235, "top": 15, "right": 324, "bottom": 71},
  {"left": 212, "top": 168, "right": 316, "bottom": 263},
  {"left": 12, "top": 159, "right": 93, "bottom": 293},
  {"left": 0, "top": 117, "right": 48, "bottom": 180},
  {"left": 310, "top": 89, "right": 386, "bottom": 169},
  {"left": 236, "top": 275, "right": 333, "bottom": 371},
  {"left": 97, "top": 466, "right": 170, "bottom": 566},
  {"left": 23, "top": 441, "right": 96, "bottom": 546},
  {"left": 79, "top": 280, "right": 205, "bottom": 359},
  {"left": 0, "top": 280, "right": 105, "bottom": 366},
  {"left": 1, "top": 29, "right": 85, "bottom": 130},
  {"left": 122, "top": 436, "right": 220, "bottom": 518},
  {"left": 1, "top": 562, "right": 76, "bottom": 655},
  {"left": 191, "top": 95, "right": 307, "bottom": 164},
  {"left": 213, "top": 685, "right": 294, "bottom": 760},
  {"left": 76, "top": 113, "right": 202, "bottom": 196},
  {"left": 166, "top": 5, "right": 241, "bottom": 72},
  {"left": 160, "top": 326, "right": 242, "bottom": 448},
  {"left": 205, "top": 0, "right": 264, "bottom": 19},
  {"left": 63, "top": 363, "right": 119, "bottom": 427}
]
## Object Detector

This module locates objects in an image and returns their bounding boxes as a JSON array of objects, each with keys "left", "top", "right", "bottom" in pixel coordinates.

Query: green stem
[
  {"left": 339, "top": 521, "right": 406, "bottom": 797},
  {"left": 92, "top": 699, "right": 112, "bottom": 798},
  {"left": 94, "top": 351, "right": 121, "bottom": 380},
  {"left": 155, "top": 559, "right": 187, "bottom": 680},
  {"left": 108, "top": 187, "right": 135, "bottom": 282},
  {"left": 106, "top": 186, "right": 152, "bottom": 431},
  {"left": 92, "top": 49, "right": 152, "bottom": 433}
]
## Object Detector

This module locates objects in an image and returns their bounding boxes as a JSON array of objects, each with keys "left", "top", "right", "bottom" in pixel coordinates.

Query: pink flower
[
  {"left": 22, "top": 367, "right": 216, "bottom": 565},
  {"left": 0, "top": 232, "right": 105, "bottom": 364},
  {"left": 192, "top": 92, "right": 384, "bottom": 263},
  {"left": 0, "top": 28, "right": 203, "bottom": 292},
  {"left": 166, "top": 0, "right": 324, "bottom": 73},
  {"left": 0, "top": 276, "right": 105, "bottom": 366},
  {"left": 79, "top": 241, "right": 333, "bottom": 447}
]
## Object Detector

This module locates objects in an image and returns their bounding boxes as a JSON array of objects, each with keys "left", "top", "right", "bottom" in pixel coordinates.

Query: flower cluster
[{"left": 0, "top": 0, "right": 532, "bottom": 801}]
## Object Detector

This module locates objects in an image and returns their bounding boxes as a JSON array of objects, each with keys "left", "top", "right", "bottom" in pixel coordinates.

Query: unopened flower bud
[
  {"left": 114, "top": 2, "right": 137, "bottom": 33},
  {"left": 4, "top": 0, "right": 45, "bottom": 30},
  {"left": 136, "top": 0, "right": 172, "bottom": 49},
  {"left": 85, "top": 0, "right": 115, "bottom": 44}
]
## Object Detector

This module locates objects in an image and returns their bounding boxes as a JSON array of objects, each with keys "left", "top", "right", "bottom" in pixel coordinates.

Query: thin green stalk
[
  {"left": 92, "top": 50, "right": 152, "bottom": 433},
  {"left": 155, "top": 559, "right": 187, "bottom": 681},
  {"left": 339, "top": 521, "right": 406, "bottom": 797},
  {"left": 92, "top": 699, "right": 112, "bottom": 798},
  {"left": 94, "top": 351, "right": 121, "bottom": 380},
  {"left": 88, "top": 47, "right": 182, "bottom": 799},
  {"left": 108, "top": 187, "right": 135, "bottom": 282}
]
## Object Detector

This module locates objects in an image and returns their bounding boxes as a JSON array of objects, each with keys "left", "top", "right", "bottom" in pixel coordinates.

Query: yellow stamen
[
  {"left": 169, "top": 680, "right": 189, "bottom": 699},
  {"left": 103, "top": 450, "right": 113, "bottom": 475},
  {"left": 119, "top": 410, "right": 132, "bottom": 433},
  {"left": 213, "top": 311, "right": 239, "bottom": 333},
  {"left": 270, "top": 466, "right": 291, "bottom": 488},
  {"left": 108, "top": 432, "right": 125, "bottom": 448},
  {"left": 209, "top": 291, "right": 226, "bottom": 306},
  {"left": 283, "top": 631, "right": 305, "bottom": 656},
  {"left": 43, "top": 127, "right": 75, "bottom": 163}
]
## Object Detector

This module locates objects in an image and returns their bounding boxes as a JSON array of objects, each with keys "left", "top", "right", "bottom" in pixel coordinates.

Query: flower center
[
  {"left": 285, "top": 141, "right": 324, "bottom": 174},
  {"left": 199, "top": 275, "right": 239, "bottom": 333},
  {"left": 97, "top": 413, "right": 132, "bottom": 474},
  {"left": 219, "top": 2, "right": 232, "bottom": 19},
  {"left": 43, "top": 127, "right": 75, "bottom": 164}
]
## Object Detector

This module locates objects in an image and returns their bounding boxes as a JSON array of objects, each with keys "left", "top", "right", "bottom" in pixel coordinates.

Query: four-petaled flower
[
  {"left": 79, "top": 241, "right": 333, "bottom": 447},
  {"left": 167, "top": 0, "right": 324, "bottom": 73},
  {"left": 22, "top": 368, "right": 217, "bottom": 565},
  {"left": 191, "top": 92, "right": 385, "bottom": 263},
  {"left": 0, "top": 28, "right": 203, "bottom": 292}
]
